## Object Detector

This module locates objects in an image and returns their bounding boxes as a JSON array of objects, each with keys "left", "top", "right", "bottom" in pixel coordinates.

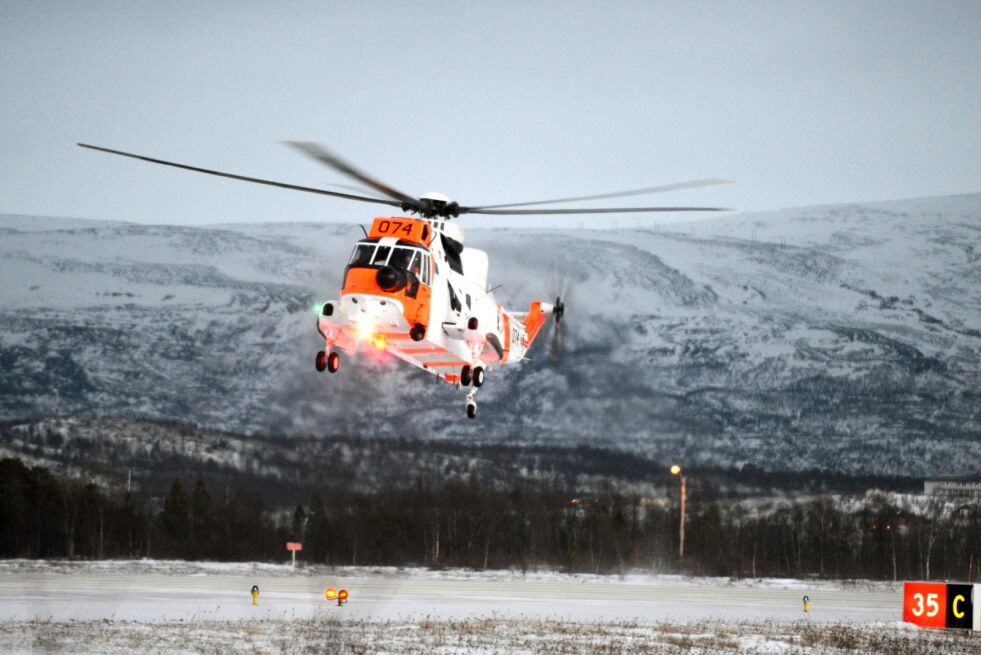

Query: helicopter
[{"left": 78, "top": 141, "right": 729, "bottom": 418}]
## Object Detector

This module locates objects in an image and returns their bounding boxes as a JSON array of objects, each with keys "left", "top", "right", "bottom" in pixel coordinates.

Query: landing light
[
  {"left": 355, "top": 315, "right": 375, "bottom": 340},
  {"left": 373, "top": 334, "right": 387, "bottom": 350}
]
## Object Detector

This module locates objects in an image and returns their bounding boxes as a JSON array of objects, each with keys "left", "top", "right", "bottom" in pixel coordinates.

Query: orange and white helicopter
[{"left": 79, "top": 142, "right": 729, "bottom": 418}]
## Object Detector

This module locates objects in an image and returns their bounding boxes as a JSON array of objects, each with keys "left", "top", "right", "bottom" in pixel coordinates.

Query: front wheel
[
  {"left": 466, "top": 402, "right": 477, "bottom": 419},
  {"left": 315, "top": 351, "right": 327, "bottom": 372},
  {"left": 327, "top": 351, "right": 340, "bottom": 373}
]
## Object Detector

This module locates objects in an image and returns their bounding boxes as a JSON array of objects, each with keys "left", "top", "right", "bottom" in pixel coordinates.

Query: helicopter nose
[{"left": 375, "top": 266, "right": 406, "bottom": 292}]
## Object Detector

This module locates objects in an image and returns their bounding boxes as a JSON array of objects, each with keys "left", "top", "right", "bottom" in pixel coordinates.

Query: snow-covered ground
[
  {"left": 0, "top": 559, "right": 899, "bottom": 624},
  {"left": 0, "top": 558, "right": 903, "bottom": 592},
  {"left": 0, "top": 560, "right": 974, "bottom": 654},
  {"left": 4, "top": 615, "right": 977, "bottom": 654}
]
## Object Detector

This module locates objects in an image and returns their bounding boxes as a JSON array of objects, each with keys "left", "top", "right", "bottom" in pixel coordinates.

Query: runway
[{"left": 0, "top": 566, "right": 899, "bottom": 624}]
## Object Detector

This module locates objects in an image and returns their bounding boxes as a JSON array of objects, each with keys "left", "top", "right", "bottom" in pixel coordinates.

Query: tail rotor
[{"left": 546, "top": 262, "right": 574, "bottom": 363}]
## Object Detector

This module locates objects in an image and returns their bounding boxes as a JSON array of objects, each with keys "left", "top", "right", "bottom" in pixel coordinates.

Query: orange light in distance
[
  {"left": 338, "top": 589, "right": 349, "bottom": 603},
  {"left": 670, "top": 465, "right": 682, "bottom": 476},
  {"left": 325, "top": 587, "right": 337, "bottom": 601},
  {"left": 373, "top": 334, "right": 386, "bottom": 350}
]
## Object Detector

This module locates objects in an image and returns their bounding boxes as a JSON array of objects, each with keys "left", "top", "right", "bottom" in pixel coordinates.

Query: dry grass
[{"left": 0, "top": 616, "right": 977, "bottom": 654}]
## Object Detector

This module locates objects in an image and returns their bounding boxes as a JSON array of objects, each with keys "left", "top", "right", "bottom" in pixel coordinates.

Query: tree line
[{"left": 0, "top": 457, "right": 977, "bottom": 581}]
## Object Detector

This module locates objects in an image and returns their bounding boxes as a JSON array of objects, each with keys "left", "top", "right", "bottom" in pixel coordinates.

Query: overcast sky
[{"left": 1, "top": 1, "right": 978, "bottom": 228}]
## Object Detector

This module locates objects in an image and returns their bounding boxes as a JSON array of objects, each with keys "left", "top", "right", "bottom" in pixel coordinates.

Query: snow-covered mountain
[{"left": 1, "top": 194, "right": 978, "bottom": 476}]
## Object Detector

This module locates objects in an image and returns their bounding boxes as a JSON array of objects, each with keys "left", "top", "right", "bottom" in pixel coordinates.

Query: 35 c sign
[{"left": 903, "top": 582, "right": 978, "bottom": 630}]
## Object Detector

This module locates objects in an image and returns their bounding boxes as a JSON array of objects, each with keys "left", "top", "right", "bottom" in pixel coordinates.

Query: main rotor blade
[
  {"left": 78, "top": 143, "right": 402, "bottom": 207},
  {"left": 324, "top": 182, "right": 393, "bottom": 199},
  {"left": 284, "top": 141, "right": 419, "bottom": 207},
  {"left": 466, "top": 178, "right": 733, "bottom": 211},
  {"left": 466, "top": 206, "right": 729, "bottom": 215}
]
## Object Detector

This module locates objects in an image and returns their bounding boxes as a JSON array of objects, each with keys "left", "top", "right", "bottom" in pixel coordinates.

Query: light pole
[{"left": 670, "top": 465, "right": 686, "bottom": 562}]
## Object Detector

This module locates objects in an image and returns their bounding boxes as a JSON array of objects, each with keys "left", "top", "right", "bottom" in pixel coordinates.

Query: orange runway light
[
  {"left": 325, "top": 587, "right": 337, "bottom": 601},
  {"left": 338, "top": 589, "right": 349, "bottom": 605}
]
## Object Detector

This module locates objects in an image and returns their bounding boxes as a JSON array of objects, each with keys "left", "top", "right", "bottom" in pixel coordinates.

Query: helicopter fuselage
[{"left": 316, "top": 216, "right": 557, "bottom": 413}]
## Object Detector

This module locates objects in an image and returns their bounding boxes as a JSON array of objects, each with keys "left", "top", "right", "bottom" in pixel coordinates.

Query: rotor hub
[{"left": 407, "top": 192, "right": 460, "bottom": 218}]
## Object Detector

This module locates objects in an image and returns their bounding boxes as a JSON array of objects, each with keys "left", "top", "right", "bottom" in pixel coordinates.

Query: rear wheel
[
  {"left": 315, "top": 351, "right": 327, "bottom": 372},
  {"left": 473, "top": 366, "right": 485, "bottom": 388},
  {"left": 327, "top": 351, "right": 340, "bottom": 373},
  {"left": 460, "top": 364, "right": 473, "bottom": 387}
]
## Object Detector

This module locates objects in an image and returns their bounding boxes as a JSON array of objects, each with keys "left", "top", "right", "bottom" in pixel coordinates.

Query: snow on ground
[
  {"left": 0, "top": 560, "right": 973, "bottom": 654},
  {"left": 0, "top": 558, "right": 901, "bottom": 624},
  {"left": 0, "top": 558, "right": 903, "bottom": 592},
  {"left": 1, "top": 616, "right": 977, "bottom": 654}
]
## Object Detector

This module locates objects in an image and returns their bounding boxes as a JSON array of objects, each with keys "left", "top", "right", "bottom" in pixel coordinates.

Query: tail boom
[{"left": 521, "top": 300, "right": 558, "bottom": 348}]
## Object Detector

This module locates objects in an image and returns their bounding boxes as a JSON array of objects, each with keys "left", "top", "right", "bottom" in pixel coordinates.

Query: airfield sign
[
  {"left": 286, "top": 542, "right": 302, "bottom": 567},
  {"left": 903, "top": 581, "right": 979, "bottom": 630}
]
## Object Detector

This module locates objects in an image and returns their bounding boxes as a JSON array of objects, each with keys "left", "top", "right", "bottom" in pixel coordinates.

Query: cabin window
[
  {"left": 349, "top": 244, "right": 374, "bottom": 266},
  {"left": 440, "top": 234, "right": 464, "bottom": 275},
  {"left": 448, "top": 283, "right": 462, "bottom": 312}
]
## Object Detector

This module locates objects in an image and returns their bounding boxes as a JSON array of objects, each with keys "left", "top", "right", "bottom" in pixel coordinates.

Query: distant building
[{"left": 923, "top": 475, "right": 981, "bottom": 498}]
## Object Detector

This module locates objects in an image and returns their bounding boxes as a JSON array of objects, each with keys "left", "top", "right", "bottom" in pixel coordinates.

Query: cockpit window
[
  {"left": 349, "top": 244, "right": 374, "bottom": 267},
  {"left": 411, "top": 255, "right": 424, "bottom": 284},
  {"left": 347, "top": 243, "right": 430, "bottom": 287},
  {"left": 387, "top": 247, "right": 431, "bottom": 286},
  {"left": 388, "top": 248, "right": 415, "bottom": 271},
  {"left": 371, "top": 246, "right": 391, "bottom": 266}
]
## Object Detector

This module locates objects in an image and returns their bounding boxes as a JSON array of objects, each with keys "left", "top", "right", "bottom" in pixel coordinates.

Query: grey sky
[{"left": 1, "top": 1, "right": 979, "bottom": 228}]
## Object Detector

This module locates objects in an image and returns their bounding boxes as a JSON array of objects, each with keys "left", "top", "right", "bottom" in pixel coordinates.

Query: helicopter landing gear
[
  {"left": 461, "top": 365, "right": 485, "bottom": 388},
  {"left": 466, "top": 391, "right": 477, "bottom": 419},
  {"left": 317, "top": 348, "right": 341, "bottom": 373}
]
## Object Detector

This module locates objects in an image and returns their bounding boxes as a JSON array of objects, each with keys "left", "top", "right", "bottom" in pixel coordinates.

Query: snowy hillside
[{"left": 1, "top": 194, "right": 978, "bottom": 476}]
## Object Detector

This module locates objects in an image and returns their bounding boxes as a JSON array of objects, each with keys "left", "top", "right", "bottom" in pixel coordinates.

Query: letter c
[{"left": 953, "top": 595, "right": 965, "bottom": 619}]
